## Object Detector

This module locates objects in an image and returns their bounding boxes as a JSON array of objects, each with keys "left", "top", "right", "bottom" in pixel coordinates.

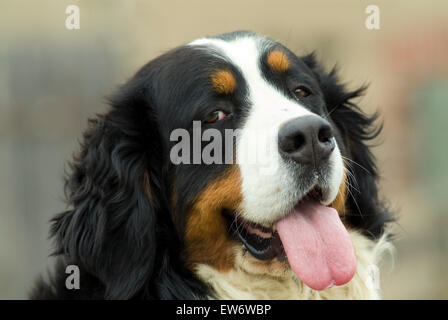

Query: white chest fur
[{"left": 194, "top": 231, "right": 393, "bottom": 300}]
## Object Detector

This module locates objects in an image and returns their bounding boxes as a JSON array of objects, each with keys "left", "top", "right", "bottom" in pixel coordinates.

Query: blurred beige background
[{"left": 1, "top": 0, "right": 447, "bottom": 299}]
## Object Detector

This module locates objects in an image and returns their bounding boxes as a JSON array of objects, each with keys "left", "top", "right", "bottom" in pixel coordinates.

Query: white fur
[
  {"left": 195, "top": 230, "right": 394, "bottom": 300},
  {"left": 324, "top": 144, "right": 344, "bottom": 205},
  {"left": 190, "top": 34, "right": 344, "bottom": 224}
]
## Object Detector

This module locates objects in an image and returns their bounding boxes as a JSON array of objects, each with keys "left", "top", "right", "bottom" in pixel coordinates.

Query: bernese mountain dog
[{"left": 31, "top": 31, "right": 393, "bottom": 300}]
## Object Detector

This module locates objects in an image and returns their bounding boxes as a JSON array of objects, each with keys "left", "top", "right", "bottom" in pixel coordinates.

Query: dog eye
[
  {"left": 293, "top": 86, "right": 311, "bottom": 99},
  {"left": 203, "top": 110, "right": 227, "bottom": 123}
]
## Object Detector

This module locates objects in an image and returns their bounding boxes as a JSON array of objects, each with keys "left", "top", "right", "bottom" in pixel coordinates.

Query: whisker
[
  {"left": 344, "top": 168, "right": 360, "bottom": 193},
  {"left": 343, "top": 162, "right": 360, "bottom": 192},
  {"left": 345, "top": 178, "right": 360, "bottom": 195},
  {"left": 342, "top": 156, "right": 372, "bottom": 175},
  {"left": 346, "top": 184, "right": 363, "bottom": 218},
  {"left": 230, "top": 211, "right": 246, "bottom": 236},
  {"left": 323, "top": 104, "right": 339, "bottom": 119}
]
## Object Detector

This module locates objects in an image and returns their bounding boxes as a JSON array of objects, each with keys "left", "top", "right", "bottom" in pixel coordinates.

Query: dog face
[
  {"left": 151, "top": 32, "right": 350, "bottom": 288},
  {"left": 46, "top": 31, "right": 391, "bottom": 299}
]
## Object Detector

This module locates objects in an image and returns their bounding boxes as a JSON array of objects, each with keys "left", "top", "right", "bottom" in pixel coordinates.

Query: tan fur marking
[
  {"left": 267, "top": 50, "right": 290, "bottom": 72},
  {"left": 211, "top": 70, "right": 236, "bottom": 94},
  {"left": 332, "top": 172, "right": 347, "bottom": 214},
  {"left": 184, "top": 166, "right": 242, "bottom": 271}
]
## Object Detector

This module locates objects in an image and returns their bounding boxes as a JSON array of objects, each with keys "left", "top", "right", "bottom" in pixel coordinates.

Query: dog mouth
[
  {"left": 224, "top": 185, "right": 357, "bottom": 291},
  {"left": 232, "top": 217, "right": 284, "bottom": 261},
  {"left": 226, "top": 186, "right": 324, "bottom": 261}
]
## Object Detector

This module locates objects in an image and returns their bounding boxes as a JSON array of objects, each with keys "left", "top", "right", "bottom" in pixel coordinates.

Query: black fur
[
  {"left": 31, "top": 58, "right": 209, "bottom": 299},
  {"left": 31, "top": 32, "right": 391, "bottom": 300}
]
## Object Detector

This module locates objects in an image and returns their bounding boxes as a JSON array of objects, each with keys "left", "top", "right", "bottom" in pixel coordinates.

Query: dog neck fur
[{"left": 194, "top": 231, "right": 393, "bottom": 300}]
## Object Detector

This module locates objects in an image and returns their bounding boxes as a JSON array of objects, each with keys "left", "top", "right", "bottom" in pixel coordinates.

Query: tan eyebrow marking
[
  {"left": 267, "top": 50, "right": 290, "bottom": 72},
  {"left": 211, "top": 70, "right": 236, "bottom": 94}
]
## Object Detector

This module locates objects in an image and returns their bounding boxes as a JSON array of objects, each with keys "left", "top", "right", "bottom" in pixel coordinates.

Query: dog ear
[
  {"left": 303, "top": 53, "right": 392, "bottom": 238},
  {"left": 50, "top": 78, "right": 163, "bottom": 299}
]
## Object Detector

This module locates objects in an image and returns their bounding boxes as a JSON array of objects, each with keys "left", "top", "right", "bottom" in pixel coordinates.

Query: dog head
[{"left": 50, "top": 31, "right": 390, "bottom": 299}]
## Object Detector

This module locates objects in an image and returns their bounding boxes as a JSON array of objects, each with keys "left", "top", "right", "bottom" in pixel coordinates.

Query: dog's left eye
[
  {"left": 293, "top": 86, "right": 311, "bottom": 99},
  {"left": 203, "top": 110, "right": 227, "bottom": 123}
]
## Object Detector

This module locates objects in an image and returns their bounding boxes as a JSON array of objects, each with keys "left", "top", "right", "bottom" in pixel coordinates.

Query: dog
[{"left": 31, "top": 31, "right": 393, "bottom": 300}]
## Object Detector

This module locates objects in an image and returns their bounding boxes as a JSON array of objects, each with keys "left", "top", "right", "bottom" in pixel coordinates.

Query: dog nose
[{"left": 278, "top": 115, "right": 335, "bottom": 166}]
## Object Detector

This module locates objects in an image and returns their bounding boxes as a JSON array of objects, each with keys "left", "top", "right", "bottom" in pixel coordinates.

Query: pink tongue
[{"left": 275, "top": 200, "right": 356, "bottom": 290}]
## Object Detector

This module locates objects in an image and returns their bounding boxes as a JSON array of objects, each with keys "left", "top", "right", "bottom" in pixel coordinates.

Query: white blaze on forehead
[
  {"left": 190, "top": 36, "right": 313, "bottom": 120},
  {"left": 190, "top": 35, "right": 344, "bottom": 223}
]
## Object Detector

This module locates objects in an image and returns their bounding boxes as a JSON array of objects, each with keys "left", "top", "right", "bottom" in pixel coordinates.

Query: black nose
[{"left": 278, "top": 116, "right": 335, "bottom": 166}]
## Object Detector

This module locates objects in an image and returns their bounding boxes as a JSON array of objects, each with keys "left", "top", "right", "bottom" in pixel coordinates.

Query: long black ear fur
[
  {"left": 32, "top": 75, "right": 207, "bottom": 299},
  {"left": 51, "top": 90, "right": 160, "bottom": 299}
]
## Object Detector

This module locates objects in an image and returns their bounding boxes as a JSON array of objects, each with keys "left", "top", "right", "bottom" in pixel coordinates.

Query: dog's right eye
[
  {"left": 203, "top": 110, "right": 227, "bottom": 123},
  {"left": 293, "top": 85, "right": 311, "bottom": 99}
]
